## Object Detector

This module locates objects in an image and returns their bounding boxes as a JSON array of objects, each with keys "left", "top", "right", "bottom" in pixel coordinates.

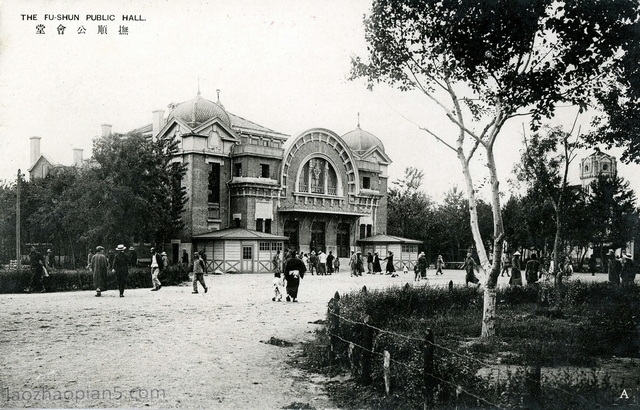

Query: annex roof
[
  {"left": 357, "top": 234, "right": 422, "bottom": 244},
  {"left": 192, "top": 227, "right": 289, "bottom": 241}
]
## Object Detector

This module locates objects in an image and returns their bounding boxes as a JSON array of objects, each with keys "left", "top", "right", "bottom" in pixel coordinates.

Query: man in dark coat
[
  {"left": 28, "top": 246, "right": 45, "bottom": 293},
  {"left": 607, "top": 249, "right": 622, "bottom": 284},
  {"left": 417, "top": 252, "right": 428, "bottom": 280},
  {"left": 91, "top": 246, "right": 109, "bottom": 297},
  {"left": 112, "top": 244, "right": 129, "bottom": 297},
  {"left": 373, "top": 252, "right": 382, "bottom": 274},
  {"left": 525, "top": 253, "right": 541, "bottom": 285},
  {"left": 284, "top": 250, "right": 307, "bottom": 302},
  {"left": 621, "top": 254, "right": 636, "bottom": 284},
  {"left": 326, "top": 251, "right": 334, "bottom": 275}
]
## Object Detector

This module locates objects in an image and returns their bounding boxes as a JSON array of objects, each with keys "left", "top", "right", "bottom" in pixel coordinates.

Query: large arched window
[{"left": 298, "top": 157, "right": 339, "bottom": 195}]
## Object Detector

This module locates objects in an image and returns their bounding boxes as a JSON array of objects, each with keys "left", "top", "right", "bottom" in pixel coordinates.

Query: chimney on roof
[
  {"left": 152, "top": 110, "right": 165, "bottom": 137},
  {"left": 73, "top": 149, "right": 83, "bottom": 167},
  {"left": 101, "top": 124, "right": 112, "bottom": 137},
  {"left": 30, "top": 136, "right": 41, "bottom": 166}
]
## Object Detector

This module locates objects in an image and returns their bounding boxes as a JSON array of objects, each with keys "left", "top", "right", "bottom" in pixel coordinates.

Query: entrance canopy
[{"left": 192, "top": 227, "right": 288, "bottom": 241}]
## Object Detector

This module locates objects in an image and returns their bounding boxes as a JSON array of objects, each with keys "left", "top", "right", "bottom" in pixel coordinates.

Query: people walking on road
[
  {"left": 28, "top": 246, "right": 46, "bottom": 293},
  {"left": 284, "top": 250, "right": 307, "bottom": 302},
  {"left": 588, "top": 254, "right": 597, "bottom": 276},
  {"left": 525, "top": 253, "right": 541, "bottom": 285},
  {"left": 150, "top": 247, "right": 162, "bottom": 291},
  {"left": 161, "top": 252, "right": 169, "bottom": 272},
  {"left": 435, "top": 255, "right": 444, "bottom": 275},
  {"left": 416, "top": 252, "right": 427, "bottom": 281},
  {"left": 91, "top": 246, "right": 109, "bottom": 297},
  {"left": 272, "top": 251, "right": 283, "bottom": 302},
  {"left": 112, "top": 244, "right": 129, "bottom": 297},
  {"left": 326, "top": 251, "right": 335, "bottom": 275},
  {"left": 384, "top": 251, "right": 396, "bottom": 276},
  {"left": 608, "top": 249, "right": 622, "bottom": 284},
  {"left": 192, "top": 252, "right": 208, "bottom": 294},
  {"left": 509, "top": 251, "right": 522, "bottom": 286},
  {"left": 334, "top": 257, "right": 340, "bottom": 273},
  {"left": 373, "top": 252, "right": 382, "bottom": 274},
  {"left": 501, "top": 252, "right": 511, "bottom": 277},
  {"left": 462, "top": 252, "right": 481, "bottom": 287},
  {"left": 367, "top": 252, "right": 373, "bottom": 274}
]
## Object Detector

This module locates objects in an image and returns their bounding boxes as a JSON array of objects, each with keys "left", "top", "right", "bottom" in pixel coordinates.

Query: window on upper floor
[
  {"left": 363, "top": 177, "right": 371, "bottom": 189},
  {"left": 298, "top": 157, "right": 339, "bottom": 195},
  {"left": 234, "top": 163, "right": 242, "bottom": 177},
  {"left": 260, "top": 164, "right": 270, "bottom": 178},
  {"left": 208, "top": 163, "right": 220, "bottom": 203}
]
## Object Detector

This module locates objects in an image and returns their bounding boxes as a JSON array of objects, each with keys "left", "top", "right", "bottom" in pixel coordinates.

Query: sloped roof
[
  {"left": 357, "top": 234, "right": 422, "bottom": 244},
  {"left": 228, "top": 112, "right": 288, "bottom": 138},
  {"left": 192, "top": 227, "right": 288, "bottom": 241}
]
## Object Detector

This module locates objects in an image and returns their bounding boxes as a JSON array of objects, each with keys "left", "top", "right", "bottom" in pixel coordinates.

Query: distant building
[
  {"left": 579, "top": 149, "right": 617, "bottom": 194},
  {"left": 27, "top": 136, "right": 88, "bottom": 180}
]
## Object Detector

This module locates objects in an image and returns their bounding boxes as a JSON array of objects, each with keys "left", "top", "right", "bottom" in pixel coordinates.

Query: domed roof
[
  {"left": 167, "top": 93, "right": 230, "bottom": 128},
  {"left": 342, "top": 126, "right": 385, "bottom": 153}
]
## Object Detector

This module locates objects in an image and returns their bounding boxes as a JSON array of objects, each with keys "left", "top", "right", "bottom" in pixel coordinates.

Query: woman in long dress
[{"left": 284, "top": 250, "right": 307, "bottom": 302}]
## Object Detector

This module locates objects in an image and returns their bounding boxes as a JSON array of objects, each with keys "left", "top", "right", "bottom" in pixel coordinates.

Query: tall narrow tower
[{"left": 580, "top": 149, "right": 617, "bottom": 194}]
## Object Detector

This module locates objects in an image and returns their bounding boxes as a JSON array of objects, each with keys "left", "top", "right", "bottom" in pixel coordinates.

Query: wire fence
[{"left": 325, "top": 291, "right": 609, "bottom": 409}]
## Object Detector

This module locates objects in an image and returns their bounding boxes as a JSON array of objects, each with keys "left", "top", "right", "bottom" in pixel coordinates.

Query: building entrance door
[
  {"left": 337, "top": 223, "right": 350, "bottom": 258},
  {"left": 284, "top": 220, "right": 299, "bottom": 251},
  {"left": 311, "top": 221, "right": 326, "bottom": 253},
  {"left": 242, "top": 245, "right": 253, "bottom": 273}
]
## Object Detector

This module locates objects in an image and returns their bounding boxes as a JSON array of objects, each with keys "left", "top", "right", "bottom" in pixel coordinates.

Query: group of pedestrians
[
  {"left": 26, "top": 246, "right": 53, "bottom": 293},
  {"left": 304, "top": 250, "right": 338, "bottom": 275}
]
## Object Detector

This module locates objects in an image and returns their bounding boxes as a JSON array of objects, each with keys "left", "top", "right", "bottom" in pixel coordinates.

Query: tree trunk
[
  {"left": 553, "top": 216, "right": 563, "bottom": 287},
  {"left": 480, "top": 286, "right": 497, "bottom": 338}
]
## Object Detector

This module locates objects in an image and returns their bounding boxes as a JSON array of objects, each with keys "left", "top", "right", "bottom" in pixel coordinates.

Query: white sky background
[{"left": 0, "top": 0, "right": 638, "bottom": 202}]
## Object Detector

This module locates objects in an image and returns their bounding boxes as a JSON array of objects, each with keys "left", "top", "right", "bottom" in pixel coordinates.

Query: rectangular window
[
  {"left": 259, "top": 242, "right": 270, "bottom": 251},
  {"left": 263, "top": 140, "right": 269, "bottom": 147},
  {"left": 234, "top": 163, "right": 242, "bottom": 177},
  {"left": 234, "top": 218, "right": 241, "bottom": 228},
  {"left": 363, "top": 176, "right": 371, "bottom": 189},
  {"left": 265, "top": 219, "right": 271, "bottom": 234},
  {"left": 260, "top": 164, "right": 270, "bottom": 178},
  {"left": 208, "top": 163, "right": 221, "bottom": 203},
  {"left": 360, "top": 224, "right": 365, "bottom": 239},
  {"left": 271, "top": 242, "right": 278, "bottom": 251},
  {"left": 256, "top": 218, "right": 263, "bottom": 232},
  {"left": 366, "top": 224, "right": 372, "bottom": 238},
  {"left": 242, "top": 246, "right": 252, "bottom": 260}
]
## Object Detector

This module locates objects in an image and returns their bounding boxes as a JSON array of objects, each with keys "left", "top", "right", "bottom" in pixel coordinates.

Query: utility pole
[{"left": 16, "top": 169, "right": 21, "bottom": 270}]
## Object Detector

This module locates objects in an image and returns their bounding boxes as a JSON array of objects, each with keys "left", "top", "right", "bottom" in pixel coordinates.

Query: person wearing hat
[
  {"left": 91, "top": 246, "right": 109, "bottom": 297},
  {"left": 509, "top": 251, "right": 522, "bottom": 286},
  {"left": 44, "top": 249, "right": 54, "bottom": 276},
  {"left": 112, "top": 244, "right": 129, "bottom": 297},
  {"left": 525, "top": 253, "right": 541, "bottom": 285},
  {"left": 621, "top": 253, "right": 636, "bottom": 285},
  {"left": 435, "top": 255, "right": 445, "bottom": 275},
  {"left": 384, "top": 251, "right": 396, "bottom": 276},
  {"left": 608, "top": 249, "right": 622, "bottom": 284},
  {"left": 161, "top": 251, "right": 169, "bottom": 271},
  {"left": 283, "top": 249, "right": 307, "bottom": 302}
]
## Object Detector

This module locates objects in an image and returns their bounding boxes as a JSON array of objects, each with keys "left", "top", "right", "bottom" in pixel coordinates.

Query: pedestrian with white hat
[{"left": 112, "top": 244, "right": 129, "bottom": 297}]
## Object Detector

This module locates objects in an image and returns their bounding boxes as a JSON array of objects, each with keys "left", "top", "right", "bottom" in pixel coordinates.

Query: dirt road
[{"left": 0, "top": 270, "right": 607, "bottom": 409}]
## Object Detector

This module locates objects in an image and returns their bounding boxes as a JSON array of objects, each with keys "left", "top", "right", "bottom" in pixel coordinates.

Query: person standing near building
[
  {"left": 284, "top": 250, "right": 306, "bottom": 302},
  {"left": 192, "top": 252, "right": 208, "bottom": 294},
  {"left": 308, "top": 251, "right": 317, "bottom": 275},
  {"left": 621, "top": 253, "right": 636, "bottom": 284},
  {"left": 318, "top": 251, "right": 327, "bottom": 276},
  {"left": 199, "top": 249, "right": 208, "bottom": 275},
  {"left": 435, "top": 255, "right": 444, "bottom": 275},
  {"left": 525, "top": 253, "right": 541, "bottom": 285},
  {"left": 91, "top": 246, "right": 109, "bottom": 297},
  {"left": 326, "top": 251, "right": 334, "bottom": 275},
  {"left": 416, "top": 252, "right": 427, "bottom": 281},
  {"left": 150, "top": 248, "right": 162, "bottom": 291},
  {"left": 367, "top": 252, "right": 373, "bottom": 274},
  {"left": 272, "top": 250, "right": 282, "bottom": 276},
  {"left": 112, "top": 244, "right": 129, "bottom": 297},
  {"left": 334, "top": 256, "right": 340, "bottom": 273},
  {"left": 462, "top": 252, "right": 481, "bottom": 287},
  {"left": 27, "top": 246, "right": 45, "bottom": 293},
  {"left": 181, "top": 248, "right": 189, "bottom": 273}
]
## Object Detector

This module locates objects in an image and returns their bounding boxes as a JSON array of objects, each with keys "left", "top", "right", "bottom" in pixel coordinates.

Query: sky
[{"left": 0, "top": 0, "right": 638, "bottom": 203}]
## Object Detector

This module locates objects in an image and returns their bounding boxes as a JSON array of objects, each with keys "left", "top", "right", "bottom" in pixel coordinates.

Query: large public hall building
[{"left": 122, "top": 91, "right": 418, "bottom": 272}]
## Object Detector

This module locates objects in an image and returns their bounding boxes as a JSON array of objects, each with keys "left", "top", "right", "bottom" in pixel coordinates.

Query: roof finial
[
  {"left": 197, "top": 77, "right": 201, "bottom": 96},
  {"left": 216, "top": 89, "right": 221, "bottom": 103},
  {"left": 357, "top": 112, "right": 361, "bottom": 128}
]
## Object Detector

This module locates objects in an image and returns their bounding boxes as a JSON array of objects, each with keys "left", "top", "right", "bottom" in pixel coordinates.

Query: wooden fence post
[
  {"left": 383, "top": 350, "right": 391, "bottom": 395},
  {"left": 524, "top": 364, "right": 542, "bottom": 409},
  {"left": 423, "top": 328, "right": 435, "bottom": 409},
  {"left": 361, "top": 314, "right": 373, "bottom": 384},
  {"left": 328, "top": 291, "right": 340, "bottom": 363}
]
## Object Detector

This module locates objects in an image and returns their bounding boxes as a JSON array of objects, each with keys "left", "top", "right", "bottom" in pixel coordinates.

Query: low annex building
[{"left": 124, "top": 90, "right": 418, "bottom": 273}]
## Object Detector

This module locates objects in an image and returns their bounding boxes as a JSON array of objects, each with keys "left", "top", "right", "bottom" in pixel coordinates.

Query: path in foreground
[{"left": 0, "top": 270, "right": 606, "bottom": 409}]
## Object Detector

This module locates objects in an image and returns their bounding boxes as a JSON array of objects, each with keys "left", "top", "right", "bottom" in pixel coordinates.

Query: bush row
[{"left": 0, "top": 265, "right": 190, "bottom": 294}]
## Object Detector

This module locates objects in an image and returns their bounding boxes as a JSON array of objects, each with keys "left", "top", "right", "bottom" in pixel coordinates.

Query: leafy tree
[
  {"left": 515, "top": 127, "right": 580, "bottom": 284},
  {"left": 587, "top": 174, "right": 638, "bottom": 255},
  {"left": 352, "top": 0, "right": 640, "bottom": 338}
]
